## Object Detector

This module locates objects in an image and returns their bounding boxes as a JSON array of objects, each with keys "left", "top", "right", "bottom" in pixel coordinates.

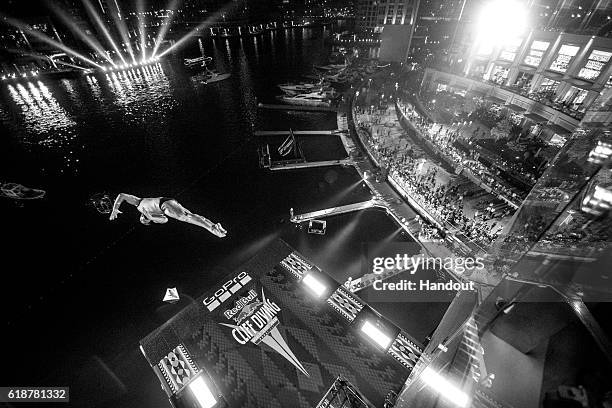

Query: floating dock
[
  {"left": 254, "top": 130, "right": 338, "bottom": 136},
  {"left": 269, "top": 158, "right": 352, "bottom": 171},
  {"left": 258, "top": 103, "right": 338, "bottom": 112}
]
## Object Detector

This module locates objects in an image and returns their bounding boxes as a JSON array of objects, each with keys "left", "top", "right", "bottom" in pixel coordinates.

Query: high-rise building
[
  {"left": 356, "top": 0, "right": 421, "bottom": 62},
  {"left": 402, "top": 3, "right": 612, "bottom": 405},
  {"left": 356, "top": 0, "right": 420, "bottom": 33},
  {"left": 529, "top": 0, "right": 612, "bottom": 36},
  {"left": 412, "top": 0, "right": 467, "bottom": 57}
]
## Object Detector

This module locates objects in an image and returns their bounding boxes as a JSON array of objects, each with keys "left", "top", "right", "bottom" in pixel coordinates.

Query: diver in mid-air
[{"left": 109, "top": 193, "right": 227, "bottom": 238}]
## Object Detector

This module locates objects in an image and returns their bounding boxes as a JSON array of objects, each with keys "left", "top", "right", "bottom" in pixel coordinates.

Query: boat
[
  {"left": 184, "top": 56, "right": 212, "bottom": 67},
  {"left": 303, "top": 73, "right": 325, "bottom": 81},
  {"left": 276, "top": 91, "right": 332, "bottom": 107},
  {"left": 314, "top": 63, "right": 347, "bottom": 72},
  {"left": 1, "top": 183, "right": 46, "bottom": 200},
  {"left": 204, "top": 69, "right": 231, "bottom": 84},
  {"left": 278, "top": 81, "right": 331, "bottom": 95}
]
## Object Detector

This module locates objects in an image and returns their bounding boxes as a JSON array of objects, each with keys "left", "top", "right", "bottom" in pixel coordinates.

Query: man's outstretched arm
[{"left": 109, "top": 193, "right": 141, "bottom": 220}]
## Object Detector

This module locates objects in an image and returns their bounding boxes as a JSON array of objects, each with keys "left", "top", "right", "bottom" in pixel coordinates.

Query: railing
[{"left": 424, "top": 67, "right": 586, "bottom": 122}]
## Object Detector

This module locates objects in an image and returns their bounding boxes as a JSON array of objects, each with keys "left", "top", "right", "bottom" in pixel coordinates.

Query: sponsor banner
[
  {"left": 203, "top": 271, "right": 252, "bottom": 312},
  {"left": 205, "top": 269, "right": 310, "bottom": 377}
]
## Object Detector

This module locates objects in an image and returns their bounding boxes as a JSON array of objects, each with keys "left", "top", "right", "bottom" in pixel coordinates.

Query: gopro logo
[{"left": 203, "top": 272, "right": 252, "bottom": 311}]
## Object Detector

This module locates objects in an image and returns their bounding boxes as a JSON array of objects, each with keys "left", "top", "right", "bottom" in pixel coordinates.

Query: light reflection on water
[
  {"left": 101, "top": 64, "right": 176, "bottom": 123},
  {"left": 2, "top": 62, "right": 178, "bottom": 173},
  {"left": 1, "top": 28, "right": 378, "bottom": 178},
  {"left": 7, "top": 81, "right": 76, "bottom": 135}
]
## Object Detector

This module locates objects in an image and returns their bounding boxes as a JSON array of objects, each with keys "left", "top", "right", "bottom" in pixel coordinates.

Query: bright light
[
  {"left": 151, "top": 0, "right": 181, "bottom": 57},
  {"left": 588, "top": 141, "right": 612, "bottom": 164},
  {"left": 360, "top": 320, "right": 392, "bottom": 349},
  {"left": 302, "top": 274, "right": 327, "bottom": 297},
  {"left": 2, "top": 16, "right": 102, "bottom": 69},
  {"left": 188, "top": 377, "right": 217, "bottom": 408},
  {"left": 47, "top": 2, "right": 115, "bottom": 66},
  {"left": 81, "top": 0, "right": 127, "bottom": 65},
  {"left": 476, "top": 0, "right": 528, "bottom": 50},
  {"left": 102, "top": 66, "right": 107, "bottom": 71},
  {"left": 593, "top": 186, "right": 612, "bottom": 207},
  {"left": 421, "top": 367, "right": 469, "bottom": 407}
]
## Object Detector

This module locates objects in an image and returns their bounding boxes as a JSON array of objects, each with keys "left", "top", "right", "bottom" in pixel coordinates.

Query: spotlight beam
[
  {"left": 107, "top": 0, "right": 136, "bottom": 63},
  {"left": 81, "top": 0, "right": 126, "bottom": 65},
  {"left": 151, "top": 0, "right": 181, "bottom": 58},
  {"left": 1, "top": 14, "right": 102, "bottom": 68},
  {"left": 44, "top": 1, "right": 115, "bottom": 66},
  {"left": 157, "top": 3, "right": 234, "bottom": 58},
  {"left": 136, "top": 0, "right": 147, "bottom": 62}
]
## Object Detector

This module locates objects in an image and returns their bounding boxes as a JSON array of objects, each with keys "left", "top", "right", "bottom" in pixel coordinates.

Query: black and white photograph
[{"left": 1, "top": 0, "right": 611, "bottom": 407}]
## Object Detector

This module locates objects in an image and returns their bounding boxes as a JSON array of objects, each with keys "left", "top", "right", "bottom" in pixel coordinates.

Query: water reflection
[
  {"left": 1, "top": 28, "right": 377, "bottom": 178},
  {"left": 104, "top": 64, "right": 175, "bottom": 117},
  {"left": 6, "top": 81, "right": 75, "bottom": 134}
]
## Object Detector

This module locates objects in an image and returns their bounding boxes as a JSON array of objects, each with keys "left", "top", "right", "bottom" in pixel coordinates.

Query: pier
[
  {"left": 269, "top": 158, "right": 352, "bottom": 171},
  {"left": 254, "top": 130, "right": 338, "bottom": 136},
  {"left": 258, "top": 103, "right": 338, "bottom": 112},
  {"left": 290, "top": 200, "right": 378, "bottom": 223}
]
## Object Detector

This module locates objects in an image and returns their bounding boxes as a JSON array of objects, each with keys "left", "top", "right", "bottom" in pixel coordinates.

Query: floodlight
[
  {"left": 421, "top": 367, "right": 469, "bottom": 407},
  {"left": 361, "top": 320, "right": 392, "bottom": 349},
  {"left": 302, "top": 273, "right": 327, "bottom": 297},
  {"left": 188, "top": 376, "right": 217, "bottom": 408},
  {"left": 476, "top": 0, "right": 527, "bottom": 49}
]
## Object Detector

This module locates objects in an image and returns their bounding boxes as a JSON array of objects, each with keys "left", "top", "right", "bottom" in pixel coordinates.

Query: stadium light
[
  {"left": 361, "top": 320, "right": 392, "bottom": 349},
  {"left": 302, "top": 273, "right": 327, "bottom": 297},
  {"left": 476, "top": 0, "right": 528, "bottom": 50},
  {"left": 188, "top": 376, "right": 217, "bottom": 408},
  {"left": 421, "top": 367, "right": 469, "bottom": 407}
]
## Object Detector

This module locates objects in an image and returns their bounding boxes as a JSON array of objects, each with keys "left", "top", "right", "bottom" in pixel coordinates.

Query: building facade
[
  {"left": 356, "top": 0, "right": 420, "bottom": 33},
  {"left": 422, "top": 29, "right": 612, "bottom": 139}
]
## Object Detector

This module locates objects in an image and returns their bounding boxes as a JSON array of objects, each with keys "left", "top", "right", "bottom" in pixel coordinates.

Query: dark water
[{"left": 1, "top": 27, "right": 448, "bottom": 404}]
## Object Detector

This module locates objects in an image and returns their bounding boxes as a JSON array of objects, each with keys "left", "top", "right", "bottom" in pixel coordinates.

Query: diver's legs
[{"left": 162, "top": 200, "right": 227, "bottom": 236}]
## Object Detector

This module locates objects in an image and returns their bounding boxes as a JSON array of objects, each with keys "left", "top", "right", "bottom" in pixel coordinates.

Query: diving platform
[
  {"left": 258, "top": 103, "right": 338, "bottom": 112},
  {"left": 270, "top": 158, "right": 352, "bottom": 171},
  {"left": 254, "top": 130, "right": 338, "bottom": 136},
  {"left": 290, "top": 200, "right": 379, "bottom": 223}
]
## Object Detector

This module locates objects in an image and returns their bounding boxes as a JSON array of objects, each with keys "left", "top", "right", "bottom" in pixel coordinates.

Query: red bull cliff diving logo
[{"left": 220, "top": 289, "right": 310, "bottom": 377}]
